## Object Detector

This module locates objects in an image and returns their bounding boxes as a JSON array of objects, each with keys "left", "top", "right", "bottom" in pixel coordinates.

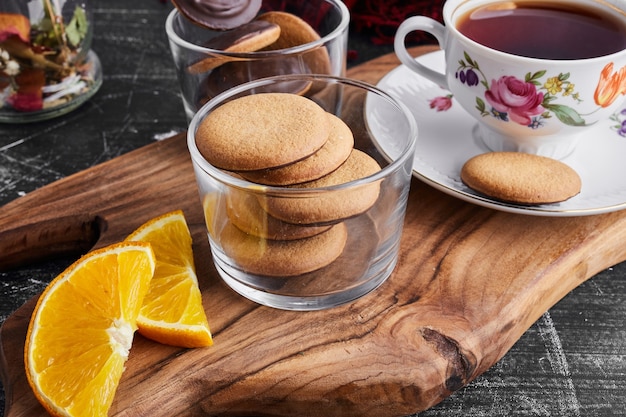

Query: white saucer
[{"left": 369, "top": 50, "right": 626, "bottom": 217}]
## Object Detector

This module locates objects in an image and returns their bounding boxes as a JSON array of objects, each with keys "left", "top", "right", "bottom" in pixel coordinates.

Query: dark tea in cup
[{"left": 456, "top": 1, "right": 626, "bottom": 59}]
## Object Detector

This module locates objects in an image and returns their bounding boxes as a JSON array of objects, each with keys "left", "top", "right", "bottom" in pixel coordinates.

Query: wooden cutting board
[{"left": 3, "top": 45, "right": 626, "bottom": 417}]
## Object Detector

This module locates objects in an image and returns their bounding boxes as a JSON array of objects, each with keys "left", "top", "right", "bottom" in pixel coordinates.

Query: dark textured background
[{"left": 1, "top": 1, "right": 625, "bottom": 416}]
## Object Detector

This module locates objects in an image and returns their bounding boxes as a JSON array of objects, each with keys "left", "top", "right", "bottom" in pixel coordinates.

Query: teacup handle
[{"left": 394, "top": 16, "right": 448, "bottom": 89}]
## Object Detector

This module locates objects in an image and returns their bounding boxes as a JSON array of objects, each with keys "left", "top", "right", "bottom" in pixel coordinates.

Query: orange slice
[
  {"left": 24, "top": 242, "right": 156, "bottom": 417},
  {"left": 125, "top": 210, "right": 213, "bottom": 348}
]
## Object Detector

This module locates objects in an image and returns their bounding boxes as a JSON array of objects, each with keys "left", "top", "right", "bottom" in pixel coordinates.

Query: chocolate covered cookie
[
  {"left": 172, "top": 0, "right": 262, "bottom": 30},
  {"left": 188, "top": 20, "right": 281, "bottom": 74}
]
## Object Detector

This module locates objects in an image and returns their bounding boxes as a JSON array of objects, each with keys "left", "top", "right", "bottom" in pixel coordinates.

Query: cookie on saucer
[{"left": 460, "top": 152, "right": 582, "bottom": 205}]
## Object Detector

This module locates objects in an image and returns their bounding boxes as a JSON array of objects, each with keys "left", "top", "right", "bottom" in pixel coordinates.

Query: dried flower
[{"left": 0, "top": 1, "right": 93, "bottom": 113}]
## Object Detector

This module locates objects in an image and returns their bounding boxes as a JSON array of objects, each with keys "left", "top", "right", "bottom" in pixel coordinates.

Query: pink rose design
[
  {"left": 484, "top": 76, "right": 545, "bottom": 125},
  {"left": 429, "top": 95, "right": 453, "bottom": 112}
]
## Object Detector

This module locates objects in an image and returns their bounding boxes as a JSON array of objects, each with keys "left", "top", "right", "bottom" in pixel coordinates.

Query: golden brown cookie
[
  {"left": 226, "top": 189, "right": 331, "bottom": 240},
  {"left": 261, "top": 149, "right": 382, "bottom": 225},
  {"left": 460, "top": 152, "right": 582, "bottom": 205},
  {"left": 188, "top": 20, "right": 281, "bottom": 74},
  {"left": 239, "top": 112, "right": 354, "bottom": 185},
  {"left": 255, "top": 11, "right": 332, "bottom": 75},
  {"left": 219, "top": 221, "right": 348, "bottom": 276},
  {"left": 195, "top": 93, "right": 330, "bottom": 171}
]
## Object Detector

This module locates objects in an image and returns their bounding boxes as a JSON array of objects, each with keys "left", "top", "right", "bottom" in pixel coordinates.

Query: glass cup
[
  {"left": 187, "top": 75, "right": 418, "bottom": 310},
  {"left": 165, "top": 0, "right": 349, "bottom": 121}
]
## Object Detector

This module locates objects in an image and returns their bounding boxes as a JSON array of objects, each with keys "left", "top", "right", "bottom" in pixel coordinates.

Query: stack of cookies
[
  {"left": 460, "top": 152, "right": 582, "bottom": 205},
  {"left": 196, "top": 92, "right": 382, "bottom": 277}
]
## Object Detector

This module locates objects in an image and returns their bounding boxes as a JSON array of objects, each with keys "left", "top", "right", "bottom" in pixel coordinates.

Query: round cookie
[
  {"left": 188, "top": 20, "right": 281, "bottom": 74},
  {"left": 172, "top": 0, "right": 262, "bottom": 30},
  {"left": 261, "top": 149, "right": 382, "bottom": 225},
  {"left": 220, "top": 221, "right": 348, "bottom": 277},
  {"left": 226, "top": 189, "right": 332, "bottom": 240},
  {"left": 195, "top": 93, "right": 330, "bottom": 171},
  {"left": 239, "top": 113, "right": 354, "bottom": 185},
  {"left": 460, "top": 152, "right": 582, "bottom": 205},
  {"left": 255, "top": 11, "right": 332, "bottom": 75}
]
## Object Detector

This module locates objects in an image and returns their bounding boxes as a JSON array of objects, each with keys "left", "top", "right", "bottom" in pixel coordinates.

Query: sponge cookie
[
  {"left": 460, "top": 152, "right": 582, "bottom": 205},
  {"left": 195, "top": 93, "right": 330, "bottom": 171},
  {"left": 261, "top": 149, "right": 382, "bottom": 225},
  {"left": 256, "top": 11, "right": 332, "bottom": 76},
  {"left": 239, "top": 113, "right": 354, "bottom": 185},
  {"left": 226, "top": 189, "right": 331, "bottom": 240},
  {"left": 220, "top": 221, "right": 348, "bottom": 276}
]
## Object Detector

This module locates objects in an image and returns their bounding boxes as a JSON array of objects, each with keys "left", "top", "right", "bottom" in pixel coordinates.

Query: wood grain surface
[{"left": 2, "top": 46, "right": 626, "bottom": 417}]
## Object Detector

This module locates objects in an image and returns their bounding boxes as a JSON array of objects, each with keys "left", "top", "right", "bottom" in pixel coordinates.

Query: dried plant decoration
[{"left": 0, "top": 0, "right": 95, "bottom": 114}]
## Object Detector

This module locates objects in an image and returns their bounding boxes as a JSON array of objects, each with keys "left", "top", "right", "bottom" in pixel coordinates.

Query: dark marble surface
[{"left": 1, "top": 1, "right": 625, "bottom": 416}]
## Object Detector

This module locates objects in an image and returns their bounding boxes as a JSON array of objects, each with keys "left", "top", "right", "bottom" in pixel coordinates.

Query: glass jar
[{"left": 0, "top": 0, "right": 101, "bottom": 122}]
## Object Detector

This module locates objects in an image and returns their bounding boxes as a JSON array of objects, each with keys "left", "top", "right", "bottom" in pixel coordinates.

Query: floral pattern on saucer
[{"left": 611, "top": 108, "right": 626, "bottom": 136}]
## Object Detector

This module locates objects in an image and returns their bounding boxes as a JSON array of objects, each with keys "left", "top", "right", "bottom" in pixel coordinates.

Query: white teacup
[{"left": 395, "top": 0, "right": 626, "bottom": 159}]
